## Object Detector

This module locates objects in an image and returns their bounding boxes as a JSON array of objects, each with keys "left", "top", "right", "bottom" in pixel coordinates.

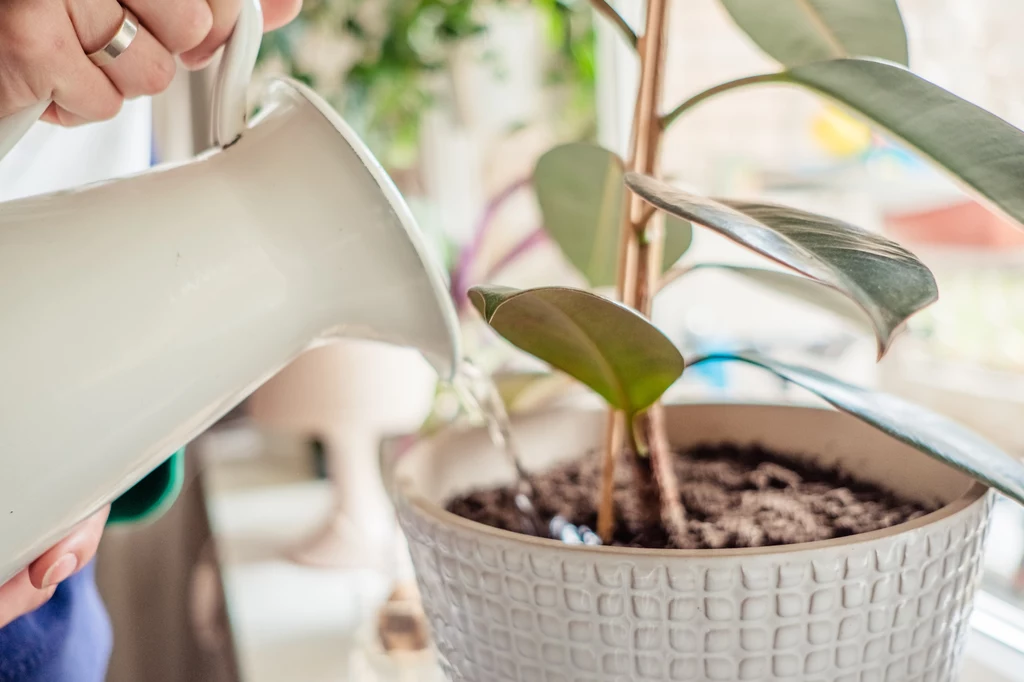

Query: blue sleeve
[{"left": 0, "top": 562, "right": 112, "bottom": 682}]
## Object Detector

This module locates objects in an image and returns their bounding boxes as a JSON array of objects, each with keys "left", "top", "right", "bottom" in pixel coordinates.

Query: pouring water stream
[{"left": 448, "top": 359, "right": 601, "bottom": 545}]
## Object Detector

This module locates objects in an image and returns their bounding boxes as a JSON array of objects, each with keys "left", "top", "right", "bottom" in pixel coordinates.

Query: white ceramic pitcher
[{"left": 0, "top": 0, "right": 460, "bottom": 583}]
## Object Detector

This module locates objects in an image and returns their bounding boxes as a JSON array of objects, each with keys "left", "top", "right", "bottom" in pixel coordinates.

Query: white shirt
[{"left": 0, "top": 98, "right": 152, "bottom": 202}]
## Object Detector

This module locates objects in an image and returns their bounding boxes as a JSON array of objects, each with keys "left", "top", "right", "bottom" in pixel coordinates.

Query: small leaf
[
  {"left": 493, "top": 371, "right": 549, "bottom": 407},
  {"left": 781, "top": 59, "right": 1024, "bottom": 229},
  {"left": 469, "top": 285, "right": 684, "bottom": 414},
  {"left": 535, "top": 143, "right": 691, "bottom": 287},
  {"left": 625, "top": 174, "right": 937, "bottom": 357},
  {"left": 720, "top": 0, "right": 908, "bottom": 67},
  {"left": 535, "top": 144, "right": 624, "bottom": 288},
  {"left": 492, "top": 371, "right": 577, "bottom": 413},
  {"left": 691, "top": 353, "right": 1024, "bottom": 506},
  {"left": 662, "top": 216, "right": 693, "bottom": 271},
  {"left": 661, "top": 264, "right": 874, "bottom": 334}
]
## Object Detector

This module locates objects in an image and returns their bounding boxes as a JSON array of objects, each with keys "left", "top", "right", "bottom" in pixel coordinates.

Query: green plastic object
[{"left": 107, "top": 448, "right": 186, "bottom": 525}]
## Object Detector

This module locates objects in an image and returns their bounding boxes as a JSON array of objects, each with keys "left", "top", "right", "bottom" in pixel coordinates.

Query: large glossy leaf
[
  {"left": 625, "top": 173, "right": 937, "bottom": 356},
  {"left": 662, "top": 264, "right": 874, "bottom": 334},
  {"left": 469, "top": 285, "right": 684, "bottom": 415},
  {"left": 780, "top": 59, "right": 1024, "bottom": 229},
  {"left": 535, "top": 143, "right": 691, "bottom": 287},
  {"left": 720, "top": 0, "right": 908, "bottom": 67},
  {"left": 690, "top": 353, "right": 1024, "bottom": 506}
]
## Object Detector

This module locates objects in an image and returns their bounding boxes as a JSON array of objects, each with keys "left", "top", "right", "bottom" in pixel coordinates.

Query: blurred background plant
[{"left": 256, "top": 0, "right": 597, "bottom": 173}]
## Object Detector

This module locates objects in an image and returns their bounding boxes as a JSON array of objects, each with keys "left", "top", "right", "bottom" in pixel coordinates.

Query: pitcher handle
[
  {"left": 210, "top": 0, "right": 263, "bottom": 148},
  {"left": 0, "top": 0, "right": 263, "bottom": 164},
  {"left": 0, "top": 101, "right": 49, "bottom": 164}
]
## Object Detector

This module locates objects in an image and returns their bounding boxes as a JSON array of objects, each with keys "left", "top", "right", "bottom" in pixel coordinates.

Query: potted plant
[{"left": 390, "top": 1, "right": 1024, "bottom": 679}]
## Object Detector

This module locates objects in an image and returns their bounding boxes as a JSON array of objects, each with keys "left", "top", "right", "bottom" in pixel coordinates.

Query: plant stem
[
  {"left": 661, "top": 73, "right": 779, "bottom": 129},
  {"left": 656, "top": 262, "right": 698, "bottom": 292},
  {"left": 597, "top": 410, "right": 622, "bottom": 540},
  {"left": 588, "top": 0, "right": 639, "bottom": 50},
  {"left": 626, "top": 0, "right": 668, "bottom": 313},
  {"left": 450, "top": 178, "right": 532, "bottom": 306},
  {"left": 482, "top": 228, "right": 548, "bottom": 283},
  {"left": 597, "top": 0, "right": 687, "bottom": 547}
]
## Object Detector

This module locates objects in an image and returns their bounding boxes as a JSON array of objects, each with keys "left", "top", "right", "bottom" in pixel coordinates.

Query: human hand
[
  {"left": 0, "top": 505, "right": 110, "bottom": 629},
  {"left": 0, "top": 0, "right": 302, "bottom": 125}
]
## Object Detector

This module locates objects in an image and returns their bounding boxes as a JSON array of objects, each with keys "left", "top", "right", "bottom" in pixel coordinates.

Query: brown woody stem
[
  {"left": 589, "top": 0, "right": 639, "bottom": 49},
  {"left": 596, "top": 411, "right": 623, "bottom": 541},
  {"left": 596, "top": 0, "right": 687, "bottom": 547}
]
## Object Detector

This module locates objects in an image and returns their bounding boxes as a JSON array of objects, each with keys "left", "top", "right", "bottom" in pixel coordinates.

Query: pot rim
[{"left": 397, "top": 402, "right": 991, "bottom": 559}]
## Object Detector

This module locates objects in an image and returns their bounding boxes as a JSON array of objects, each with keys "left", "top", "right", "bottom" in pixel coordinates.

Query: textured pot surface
[{"left": 394, "top": 403, "right": 992, "bottom": 682}]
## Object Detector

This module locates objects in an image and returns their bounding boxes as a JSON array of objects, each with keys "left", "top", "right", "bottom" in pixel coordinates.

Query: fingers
[
  {"left": 67, "top": 0, "right": 177, "bottom": 101},
  {"left": 0, "top": 1, "right": 122, "bottom": 123},
  {"left": 179, "top": 0, "right": 240, "bottom": 70},
  {"left": 0, "top": 506, "right": 107, "bottom": 628},
  {"left": 27, "top": 505, "right": 109, "bottom": 591},
  {"left": 0, "top": 570, "right": 56, "bottom": 629},
  {"left": 121, "top": 0, "right": 212, "bottom": 55},
  {"left": 49, "top": 17, "right": 124, "bottom": 123},
  {"left": 40, "top": 102, "right": 89, "bottom": 127},
  {"left": 100, "top": 23, "right": 177, "bottom": 99},
  {"left": 180, "top": 0, "right": 303, "bottom": 70},
  {"left": 0, "top": 0, "right": 302, "bottom": 128}
]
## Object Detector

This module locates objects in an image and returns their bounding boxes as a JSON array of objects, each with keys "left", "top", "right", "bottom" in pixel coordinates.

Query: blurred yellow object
[{"left": 811, "top": 105, "right": 872, "bottom": 157}]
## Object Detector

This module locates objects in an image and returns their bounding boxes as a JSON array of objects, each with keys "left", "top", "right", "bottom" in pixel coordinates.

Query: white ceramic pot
[{"left": 393, "top": 403, "right": 992, "bottom": 682}]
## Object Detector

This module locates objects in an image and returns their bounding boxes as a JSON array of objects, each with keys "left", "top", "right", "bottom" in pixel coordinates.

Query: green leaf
[
  {"left": 469, "top": 285, "right": 684, "bottom": 414},
  {"left": 661, "top": 216, "right": 693, "bottom": 271},
  {"left": 692, "top": 353, "right": 1024, "bottom": 506},
  {"left": 535, "top": 144, "right": 623, "bottom": 287},
  {"left": 493, "top": 371, "right": 548, "bottom": 407},
  {"left": 720, "top": 0, "right": 908, "bottom": 67},
  {"left": 780, "top": 59, "right": 1024, "bottom": 229},
  {"left": 493, "top": 371, "right": 577, "bottom": 412},
  {"left": 665, "top": 59, "right": 1024, "bottom": 229},
  {"left": 535, "top": 143, "right": 691, "bottom": 287},
  {"left": 625, "top": 174, "right": 937, "bottom": 357},
  {"left": 663, "top": 264, "right": 875, "bottom": 334}
]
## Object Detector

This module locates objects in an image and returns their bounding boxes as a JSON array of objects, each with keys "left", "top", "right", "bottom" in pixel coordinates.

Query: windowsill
[{"left": 963, "top": 603, "right": 1024, "bottom": 682}]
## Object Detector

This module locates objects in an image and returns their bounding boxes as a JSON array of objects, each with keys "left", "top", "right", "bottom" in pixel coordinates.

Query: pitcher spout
[{"left": 239, "top": 77, "right": 463, "bottom": 379}]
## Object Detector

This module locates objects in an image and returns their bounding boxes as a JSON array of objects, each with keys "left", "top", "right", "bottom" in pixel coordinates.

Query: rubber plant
[{"left": 470, "top": 0, "right": 1024, "bottom": 546}]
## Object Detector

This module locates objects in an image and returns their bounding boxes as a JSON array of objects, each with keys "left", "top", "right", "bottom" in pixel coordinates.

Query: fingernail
[{"left": 41, "top": 554, "right": 78, "bottom": 588}]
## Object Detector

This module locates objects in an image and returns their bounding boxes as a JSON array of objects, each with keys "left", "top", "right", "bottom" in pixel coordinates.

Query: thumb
[{"left": 27, "top": 506, "right": 110, "bottom": 590}]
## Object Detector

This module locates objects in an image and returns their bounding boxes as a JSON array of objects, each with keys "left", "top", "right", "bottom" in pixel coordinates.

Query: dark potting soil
[{"left": 445, "top": 443, "right": 937, "bottom": 550}]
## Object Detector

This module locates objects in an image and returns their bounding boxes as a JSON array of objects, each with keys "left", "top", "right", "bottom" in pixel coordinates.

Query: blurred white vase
[{"left": 248, "top": 340, "right": 437, "bottom": 569}]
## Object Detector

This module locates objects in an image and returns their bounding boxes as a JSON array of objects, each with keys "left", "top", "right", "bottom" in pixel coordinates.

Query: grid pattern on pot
[{"left": 399, "top": 493, "right": 992, "bottom": 682}]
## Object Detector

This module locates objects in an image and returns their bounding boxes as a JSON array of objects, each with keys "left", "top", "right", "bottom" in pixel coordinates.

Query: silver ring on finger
[{"left": 87, "top": 5, "right": 139, "bottom": 67}]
